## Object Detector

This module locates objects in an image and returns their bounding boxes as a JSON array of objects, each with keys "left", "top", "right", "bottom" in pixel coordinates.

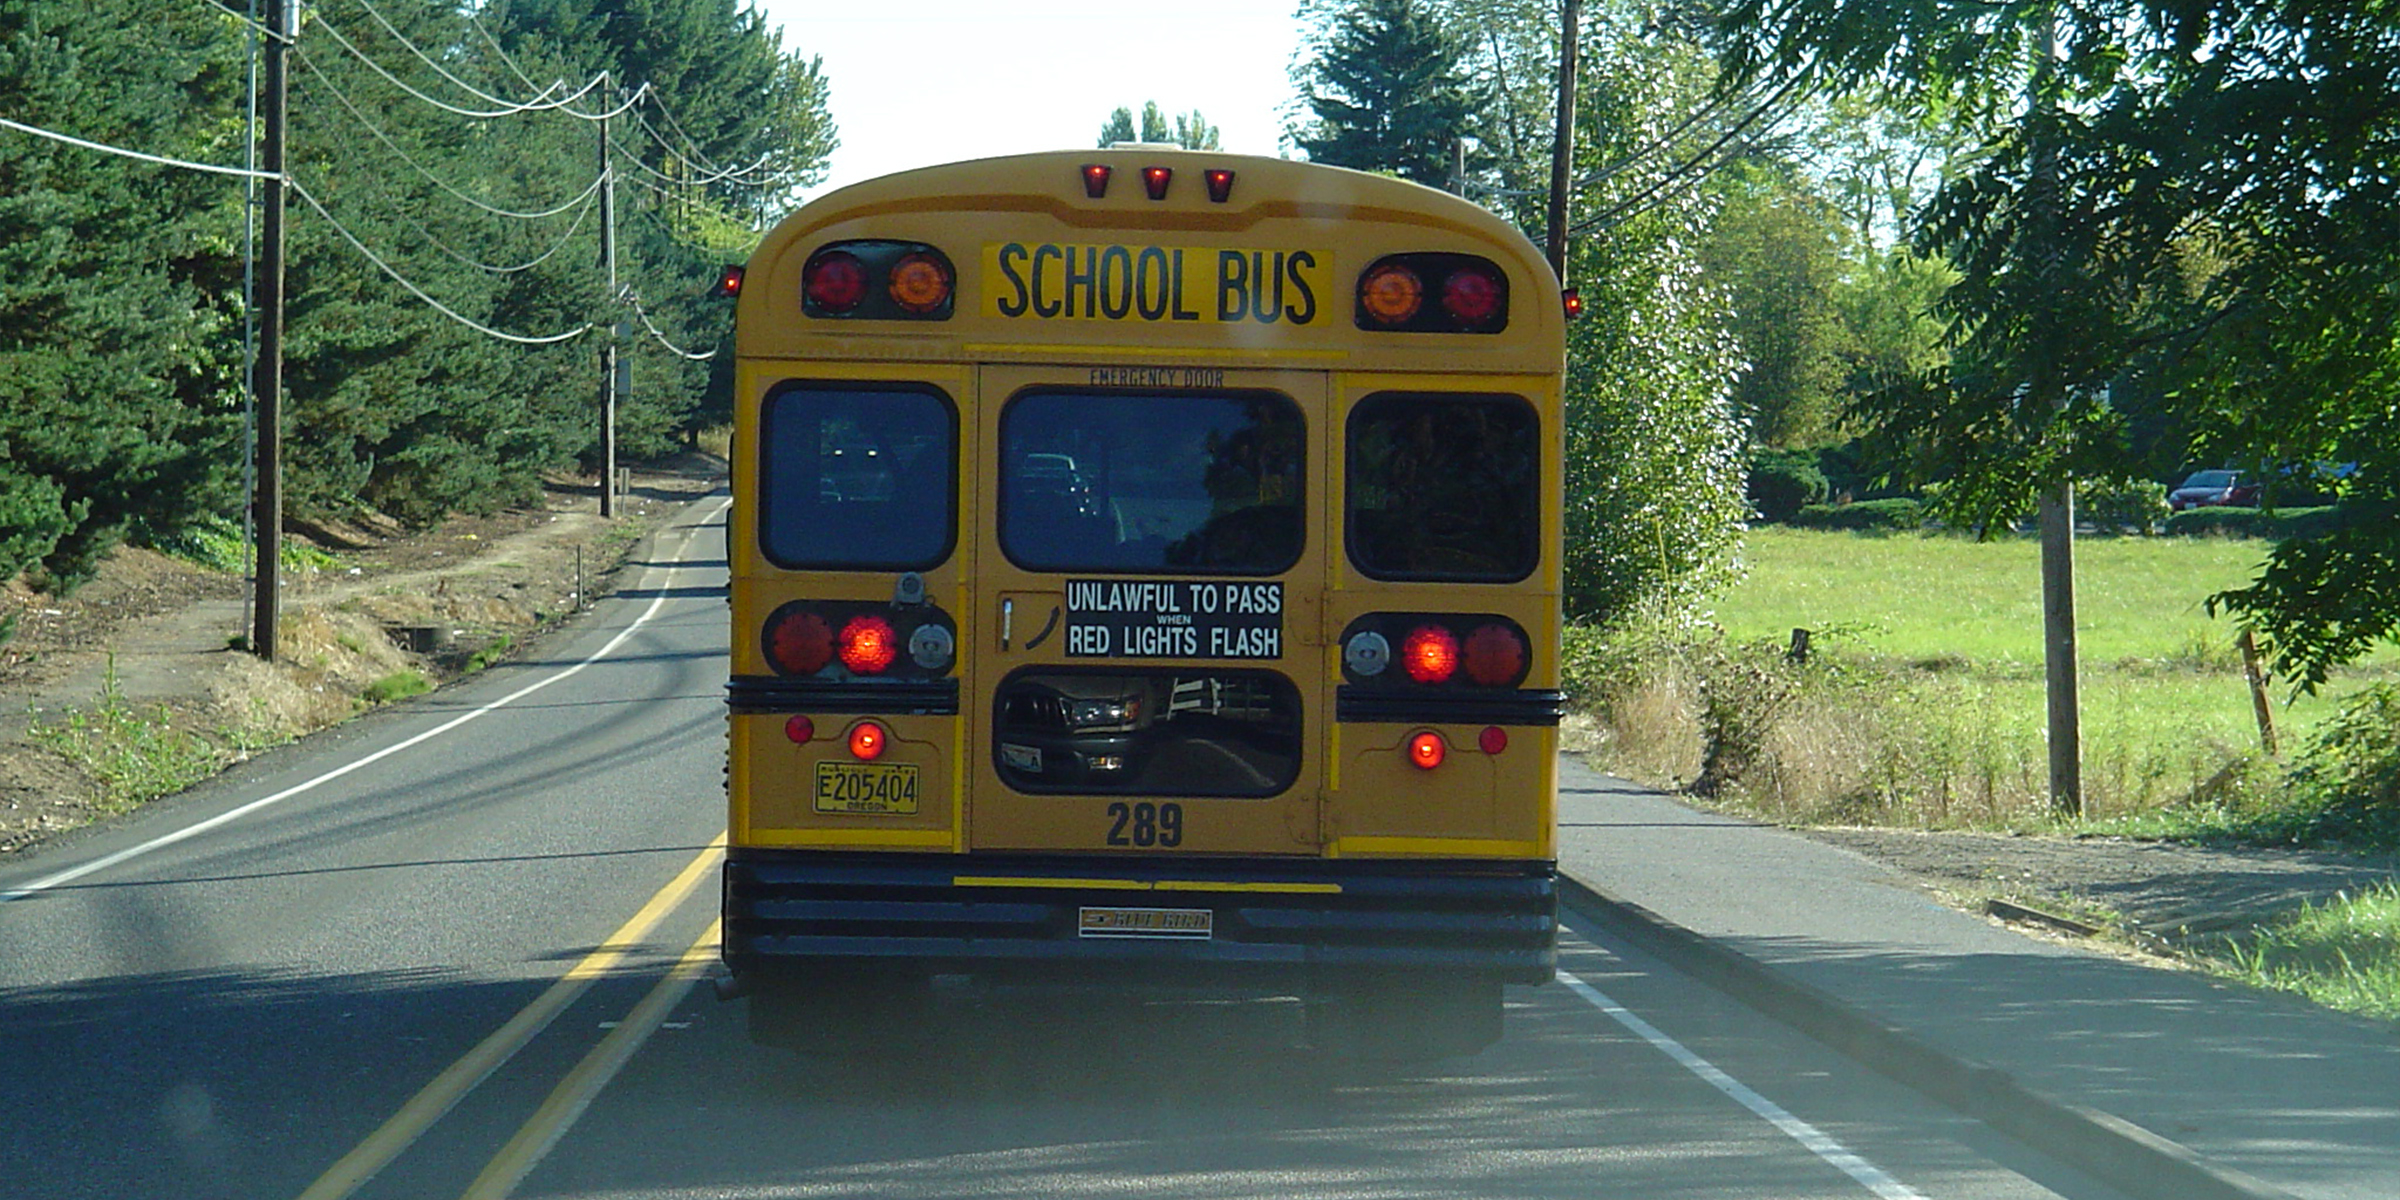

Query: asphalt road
[{"left": 1, "top": 495, "right": 2137, "bottom": 1200}]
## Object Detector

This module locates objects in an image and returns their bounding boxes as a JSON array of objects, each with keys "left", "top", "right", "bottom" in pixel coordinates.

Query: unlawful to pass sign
[{"left": 1064, "top": 579, "right": 1282, "bottom": 659}]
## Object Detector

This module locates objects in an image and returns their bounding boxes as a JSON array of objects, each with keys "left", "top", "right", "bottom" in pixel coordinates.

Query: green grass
[
  {"left": 1715, "top": 527, "right": 2397, "bottom": 751},
  {"left": 2193, "top": 884, "right": 2400, "bottom": 1020},
  {"left": 361, "top": 671, "right": 431, "bottom": 705},
  {"left": 1576, "top": 528, "right": 2400, "bottom": 835},
  {"left": 26, "top": 662, "right": 246, "bottom": 812}
]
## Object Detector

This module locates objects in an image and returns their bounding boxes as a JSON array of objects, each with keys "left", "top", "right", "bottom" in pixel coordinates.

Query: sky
[{"left": 753, "top": 2, "right": 1311, "bottom": 200}]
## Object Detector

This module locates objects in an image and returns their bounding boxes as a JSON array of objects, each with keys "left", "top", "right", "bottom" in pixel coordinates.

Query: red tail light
[
  {"left": 1401, "top": 624, "right": 1460, "bottom": 684},
  {"left": 1408, "top": 731, "right": 1447, "bottom": 770},
  {"left": 768, "top": 610, "right": 834, "bottom": 675},
  {"left": 803, "top": 251, "right": 866, "bottom": 312},
  {"left": 1442, "top": 266, "right": 1503, "bottom": 324},
  {"left": 1562, "top": 288, "right": 1584, "bottom": 318},
  {"left": 713, "top": 264, "right": 744, "bottom": 297},
  {"left": 848, "top": 720, "right": 888, "bottom": 761},
  {"left": 838, "top": 615, "right": 898, "bottom": 675},
  {"left": 1462, "top": 623, "right": 1527, "bottom": 687}
]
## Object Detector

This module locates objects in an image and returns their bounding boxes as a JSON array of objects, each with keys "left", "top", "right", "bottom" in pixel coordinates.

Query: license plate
[
  {"left": 813, "top": 762, "right": 920, "bottom": 815},
  {"left": 1078, "top": 906, "right": 1213, "bottom": 940},
  {"left": 1001, "top": 743, "right": 1042, "bottom": 772}
]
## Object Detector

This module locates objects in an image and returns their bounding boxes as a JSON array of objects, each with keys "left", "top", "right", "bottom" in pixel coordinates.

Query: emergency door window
[
  {"left": 1346, "top": 393, "right": 1538, "bottom": 581},
  {"left": 759, "top": 384, "right": 955, "bottom": 570},
  {"left": 999, "top": 390, "right": 1303, "bottom": 574}
]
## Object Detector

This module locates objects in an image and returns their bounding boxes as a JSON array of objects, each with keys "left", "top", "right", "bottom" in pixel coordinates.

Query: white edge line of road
[
  {"left": 0, "top": 497, "right": 732, "bottom": 904},
  {"left": 1557, "top": 968, "right": 1931, "bottom": 1200}
]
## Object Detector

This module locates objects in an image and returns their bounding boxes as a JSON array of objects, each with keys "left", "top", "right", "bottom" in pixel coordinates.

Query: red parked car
[{"left": 2167, "top": 469, "right": 2258, "bottom": 511}]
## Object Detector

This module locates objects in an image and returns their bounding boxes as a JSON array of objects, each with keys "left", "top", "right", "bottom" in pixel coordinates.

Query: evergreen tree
[{"left": 1290, "top": 0, "right": 1483, "bottom": 185}]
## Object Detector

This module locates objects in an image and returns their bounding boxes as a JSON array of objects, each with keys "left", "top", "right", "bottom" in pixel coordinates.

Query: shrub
[
  {"left": 1746, "top": 449, "right": 1829, "bottom": 524},
  {"left": 2079, "top": 477, "right": 2171, "bottom": 534},
  {"left": 1788, "top": 498, "right": 1925, "bottom": 532},
  {"left": 2164, "top": 506, "right": 2341, "bottom": 540}
]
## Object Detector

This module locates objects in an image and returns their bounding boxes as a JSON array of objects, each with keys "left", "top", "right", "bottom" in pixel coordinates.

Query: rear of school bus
[{"left": 722, "top": 148, "right": 1566, "bottom": 1057}]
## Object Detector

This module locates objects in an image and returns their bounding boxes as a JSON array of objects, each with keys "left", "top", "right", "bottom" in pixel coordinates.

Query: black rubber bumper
[{"left": 722, "top": 850, "right": 1558, "bottom": 986}]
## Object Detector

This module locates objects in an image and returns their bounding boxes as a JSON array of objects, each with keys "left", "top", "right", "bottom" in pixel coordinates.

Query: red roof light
[
  {"left": 1081, "top": 163, "right": 1112, "bottom": 198},
  {"left": 1203, "top": 169, "right": 1235, "bottom": 203},
  {"left": 1141, "top": 166, "right": 1172, "bottom": 200}
]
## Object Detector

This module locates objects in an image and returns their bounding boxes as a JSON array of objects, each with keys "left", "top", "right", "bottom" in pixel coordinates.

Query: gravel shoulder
[
  {"left": 0, "top": 459, "right": 724, "bottom": 856},
  {"left": 1797, "top": 825, "right": 2400, "bottom": 946}
]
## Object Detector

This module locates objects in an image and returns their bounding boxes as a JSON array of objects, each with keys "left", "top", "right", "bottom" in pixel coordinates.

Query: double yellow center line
[{"left": 298, "top": 833, "right": 726, "bottom": 1200}]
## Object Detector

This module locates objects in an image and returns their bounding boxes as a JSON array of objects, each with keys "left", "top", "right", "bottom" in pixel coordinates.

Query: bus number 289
[{"left": 1105, "top": 802, "right": 1183, "bottom": 848}]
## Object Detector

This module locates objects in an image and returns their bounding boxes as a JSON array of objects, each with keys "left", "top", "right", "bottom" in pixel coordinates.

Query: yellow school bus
[{"left": 722, "top": 148, "right": 1566, "bottom": 1057}]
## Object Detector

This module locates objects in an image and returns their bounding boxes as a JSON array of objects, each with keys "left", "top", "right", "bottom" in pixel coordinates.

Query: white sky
[{"left": 755, "top": 2, "right": 1310, "bottom": 199}]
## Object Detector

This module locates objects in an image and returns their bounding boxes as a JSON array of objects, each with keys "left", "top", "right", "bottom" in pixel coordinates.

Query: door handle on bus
[{"left": 1001, "top": 597, "right": 1013, "bottom": 650}]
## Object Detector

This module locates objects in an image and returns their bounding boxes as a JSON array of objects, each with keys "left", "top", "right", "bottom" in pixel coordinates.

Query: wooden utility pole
[
  {"left": 1544, "top": 0, "right": 1580, "bottom": 281},
  {"left": 251, "top": 0, "right": 291, "bottom": 661},
  {"left": 2039, "top": 486, "right": 2081, "bottom": 814},
  {"left": 2033, "top": 8, "right": 2080, "bottom": 816},
  {"left": 597, "top": 73, "right": 619, "bottom": 519},
  {"left": 2238, "top": 629, "right": 2280, "bottom": 756}
]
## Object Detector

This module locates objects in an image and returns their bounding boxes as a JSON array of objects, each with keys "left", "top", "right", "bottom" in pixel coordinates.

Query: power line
[
  {"left": 0, "top": 114, "right": 279, "bottom": 181},
  {"left": 392, "top": 190, "right": 599, "bottom": 274},
  {"left": 613, "top": 141, "right": 775, "bottom": 189},
  {"left": 311, "top": 8, "right": 604, "bottom": 119},
  {"left": 299, "top": 46, "right": 605, "bottom": 219},
  {"left": 346, "top": 0, "right": 568, "bottom": 110},
  {"left": 290, "top": 178, "right": 593, "bottom": 345},
  {"left": 628, "top": 292, "right": 717, "bottom": 360},
  {"left": 198, "top": 0, "right": 281, "bottom": 41}
]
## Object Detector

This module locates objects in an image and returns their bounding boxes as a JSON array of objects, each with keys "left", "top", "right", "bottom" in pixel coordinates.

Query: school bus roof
[{"left": 735, "top": 149, "right": 1566, "bottom": 373}]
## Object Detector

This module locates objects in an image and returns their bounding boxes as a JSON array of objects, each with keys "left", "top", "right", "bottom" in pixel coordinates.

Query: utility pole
[
  {"left": 597, "top": 73, "right": 619, "bottom": 519},
  {"left": 1544, "top": 0, "right": 1581, "bottom": 281},
  {"left": 2034, "top": 7, "right": 2081, "bottom": 816},
  {"left": 252, "top": 0, "right": 291, "bottom": 661}
]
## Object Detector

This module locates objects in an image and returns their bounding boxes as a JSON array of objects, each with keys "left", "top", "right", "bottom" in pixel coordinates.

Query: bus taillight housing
[
  {"left": 764, "top": 600, "right": 956, "bottom": 680},
  {"left": 1355, "top": 253, "right": 1509, "bottom": 333},
  {"left": 1341, "top": 613, "right": 1532, "bottom": 691},
  {"left": 801, "top": 240, "right": 955, "bottom": 320}
]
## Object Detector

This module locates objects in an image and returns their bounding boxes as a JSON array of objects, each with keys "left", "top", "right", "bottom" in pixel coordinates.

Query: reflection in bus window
[
  {"left": 1347, "top": 393, "right": 1538, "bottom": 581},
  {"left": 1000, "top": 390, "right": 1304, "bottom": 574},
  {"left": 760, "top": 384, "right": 954, "bottom": 570},
  {"left": 993, "top": 669, "right": 1300, "bottom": 797}
]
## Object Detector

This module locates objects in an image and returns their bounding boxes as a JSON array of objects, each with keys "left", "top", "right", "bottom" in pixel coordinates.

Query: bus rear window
[
  {"left": 1000, "top": 390, "right": 1303, "bottom": 574},
  {"left": 1347, "top": 393, "right": 1538, "bottom": 581},
  {"left": 760, "top": 384, "right": 955, "bottom": 570}
]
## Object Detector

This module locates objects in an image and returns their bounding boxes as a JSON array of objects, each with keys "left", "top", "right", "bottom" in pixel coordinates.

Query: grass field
[
  {"left": 1711, "top": 528, "right": 2397, "bottom": 766},
  {"left": 1577, "top": 527, "right": 2400, "bottom": 830}
]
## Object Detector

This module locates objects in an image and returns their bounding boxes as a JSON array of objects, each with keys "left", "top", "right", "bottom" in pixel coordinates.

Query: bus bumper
[{"left": 721, "top": 850, "right": 1557, "bottom": 988}]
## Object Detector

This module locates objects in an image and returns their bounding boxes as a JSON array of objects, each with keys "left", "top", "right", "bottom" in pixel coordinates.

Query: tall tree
[
  {"left": 1720, "top": 0, "right": 2400, "bottom": 687},
  {"left": 0, "top": 0, "right": 246, "bottom": 587},
  {"left": 1290, "top": 0, "right": 1484, "bottom": 184},
  {"left": 1097, "top": 102, "right": 1217, "bottom": 149}
]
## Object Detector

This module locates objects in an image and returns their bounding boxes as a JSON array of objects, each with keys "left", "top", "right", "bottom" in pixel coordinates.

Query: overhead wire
[
  {"left": 627, "top": 293, "right": 717, "bottom": 360},
  {"left": 392, "top": 189, "right": 599, "bottom": 274},
  {"left": 1568, "top": 72, "right": 1814, "bottom": 235},
  {"left": 299, "top": 46, "right": 605, "bottom": 219},
  {"left": 311, "top": 8, "right": 605, "bottom": 118},
  {"left": 197, "top": 0, "right": 281, "bottom": 41},
  {"left": 290, "top": 178, "right": 593, "bottom": 344},
  {"left": 346, "top": 0, "right": 567, "bottom": 110},
  {"left": 0, "top": 114, "right": 280, "bottom": 181},
  {"left": 613, "top": 141, "right": 776, "bottom": 189}
]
